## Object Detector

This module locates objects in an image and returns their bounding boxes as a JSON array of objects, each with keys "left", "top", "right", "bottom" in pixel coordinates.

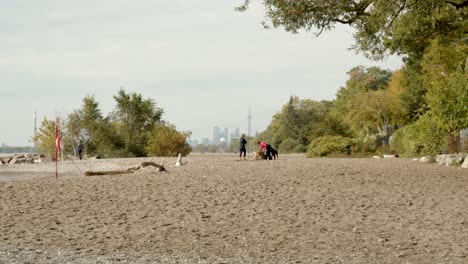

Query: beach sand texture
[{"left": 1, "top": 154, "right": 468, "bottom": 263}]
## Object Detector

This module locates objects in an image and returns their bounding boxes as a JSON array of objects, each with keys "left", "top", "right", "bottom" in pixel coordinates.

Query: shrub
[
  {"left": 390, "top": 114, "right": 447, "bottom": 156},
  {"left": 279, "top": 138, "right": 301, "bottom": 153},
  {"left": 307, "top": 136, "right": 353, "bottom": 157},
  {"left": 351, "top": 135, "right": 377, "bottom": 154},
  {"left": 146, "top": 124, "right": 192, "bottom": 157}
]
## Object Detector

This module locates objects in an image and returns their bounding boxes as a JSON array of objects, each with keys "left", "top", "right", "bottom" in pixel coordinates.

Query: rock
[
  {"left": 436, "top": 153, "right": 467, "bottom": 166},
  {"left": 436, "top": 154, "right": 446, "bottom": 165},
  {"left": 419, "top": 156, "right": 432, "bottom": 163},
  {"left": 372, "top": 156, "right": 381, "bottom": 159},
  {"left": 445, "top": 154, "right": 464, "bottom": 166},
  {"left": 383, "top": 154, "right": 399, "bottom": 158},
  {"left": 462, "top": 157, "right": 468, "bottom": 169}
]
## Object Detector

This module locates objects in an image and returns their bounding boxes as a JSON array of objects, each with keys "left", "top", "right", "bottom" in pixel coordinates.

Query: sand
[{"left": 1, "top": 153, "right": 468, "bottom": 263}]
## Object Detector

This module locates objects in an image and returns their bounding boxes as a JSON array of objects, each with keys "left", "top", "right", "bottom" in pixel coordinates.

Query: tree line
[
  {"left": 33, "top": 89, "right": 191, "bottom": 158},
  {"left": 242, "top": 0, "right": 467, "bottom": 157}
]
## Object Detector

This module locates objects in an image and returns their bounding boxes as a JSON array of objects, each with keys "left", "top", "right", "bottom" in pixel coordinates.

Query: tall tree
[
  {"left": 420, "top": 38, "right": 468, "bottom": 152},
  {"left": 64, "top": 95, "right": 116, "bottom": 157},
  {"left": 112, "top": 89, "right": 163, "bottom": 157}
]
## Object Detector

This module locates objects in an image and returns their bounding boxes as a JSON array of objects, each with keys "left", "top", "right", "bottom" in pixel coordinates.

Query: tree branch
[{"left": 445, "top": 0, "right": 468, "bottom": 9}]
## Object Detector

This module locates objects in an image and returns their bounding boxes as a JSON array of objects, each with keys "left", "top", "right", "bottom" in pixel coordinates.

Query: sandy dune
[{"left": 1, "top": 154, "right": 467, "bottom": 263}]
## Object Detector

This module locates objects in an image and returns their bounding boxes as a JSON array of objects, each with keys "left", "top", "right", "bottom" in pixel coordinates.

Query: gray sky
[{"left": 0, "top": 0, "right": 402, "bottom": 146}]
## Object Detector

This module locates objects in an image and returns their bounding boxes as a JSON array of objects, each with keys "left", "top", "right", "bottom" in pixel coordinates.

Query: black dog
[{"left": 271, "top": 148, "right": 278, "bottom": 160}]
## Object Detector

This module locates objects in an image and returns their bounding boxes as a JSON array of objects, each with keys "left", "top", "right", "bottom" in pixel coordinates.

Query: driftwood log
[{"left": 85, "top": 161, "right": 167, "bottom": 176}]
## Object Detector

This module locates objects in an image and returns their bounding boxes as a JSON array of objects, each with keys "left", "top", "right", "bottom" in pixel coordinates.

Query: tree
[
  {"left": 256, "top": 96, "right": 332, "bottom": 152},
  {"left": 33, "top": 118, "right": 57, "bottom": 157},
  {"left": 112, "top": 89, "right": 164, "bottom": 157},
  {"left": 333, "top": 66, "right": 403, "bottom": 136},
  {"left": 420, "top": 38, "right": 468, "bottom": 152},
  {"left": 343, "top": 89, "right": 405, "bottom": 136},
  {"left": 64, "top": 96, "right": 104, "bottom": 155},
  {"left": 237, "top": 0, "right": 467, "bottom": 59},
  {"left": 63, "top": 95, "right": 122, "bottom": 158},
  {"left": 146, "top": 124, "right": 192, "bottom": 157}
]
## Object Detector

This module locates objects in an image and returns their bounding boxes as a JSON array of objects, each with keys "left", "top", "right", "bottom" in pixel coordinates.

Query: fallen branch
[{"left": 85, "top": 160, "right": 167, "bottom": 176}]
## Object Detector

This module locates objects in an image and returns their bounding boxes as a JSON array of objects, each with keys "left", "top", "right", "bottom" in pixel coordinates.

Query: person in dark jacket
[
  {"left": 77, "top": 142, "right": 84, "bottom": 160},
  {"left": 239, "top": 134, "right": 247, "bottom": 160}
]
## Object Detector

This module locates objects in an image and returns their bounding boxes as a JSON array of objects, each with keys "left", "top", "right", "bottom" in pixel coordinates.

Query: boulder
[
  {"left": 419, "top": 156, "right": 432, "bottom": 163},
  {"left": 462, "top": 157, "right": 468, "bottom": 169}
]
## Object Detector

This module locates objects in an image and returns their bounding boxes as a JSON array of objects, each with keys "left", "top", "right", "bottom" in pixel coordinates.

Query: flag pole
[{"left": 55, "top": 119, "right": 59, "bottom": 178}]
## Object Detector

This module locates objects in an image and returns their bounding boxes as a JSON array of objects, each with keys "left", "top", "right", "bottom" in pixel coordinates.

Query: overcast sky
[{"left": 0, "top": 0, "right": 402, "bottom": 146}]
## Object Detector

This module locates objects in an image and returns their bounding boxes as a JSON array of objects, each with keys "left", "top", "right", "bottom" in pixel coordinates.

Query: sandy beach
[{"left": 1, "top": 154, "right": 467, "bottom": 263}]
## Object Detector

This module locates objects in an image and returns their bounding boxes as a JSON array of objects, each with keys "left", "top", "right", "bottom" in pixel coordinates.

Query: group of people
[{"left": 239, "top": 134, "right": 274, "bottom": 160}]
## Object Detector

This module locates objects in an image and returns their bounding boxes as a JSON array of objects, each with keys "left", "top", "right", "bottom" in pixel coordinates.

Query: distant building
[
  {"left": 188, "top": 139, "right": 199, "bottom": 147},
  {"left": 201, "top": 138, "right": 211, "bottom": 145},
  {"left": 230, "top": 127, "right": 240, "bottom": 142},
  {"left": 222, "top": 128, "right": 229, "bottom": 144},
  {"left": 213, "top": 126, "right": 221, "bottom": 144}
]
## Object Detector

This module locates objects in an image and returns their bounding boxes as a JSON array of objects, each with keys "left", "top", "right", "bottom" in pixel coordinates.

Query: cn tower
[{"left": 248, "top": 106, "right": 252, "bottom": 137}]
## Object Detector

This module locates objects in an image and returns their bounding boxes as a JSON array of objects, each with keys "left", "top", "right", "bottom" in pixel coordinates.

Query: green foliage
[
  {"left": 257, "top": 96, "right": 333, "bottom": 152},
  {"left": 238, "top": 0, "right": 467, "bottom": 59},
  {"left": 307, "top": 135, "right": 353, "bottom": 157},
  {"left": 146, "top": 124, "right": 191, "bottom": 157},
  {"left": 63, "top": 96, "right": 124, "bottom": 158},
  {"left": 391, "top": 114, "right": 447, "bottom": 156},
  {"left": 333, "top": 66, "right": 405, "bottom": 137},
  {"left": 33, "top": 118, "right": 57, "bottom": 157},
  {"left": 421, "top": 38, "right": 468, "bottom": 134},
  {"left": 238, "top": 0, "right": 467, "bottom": 157},
  {"left": 56, "top": 89, "right": 190, "bottom": 159},
  {"left": 112, "top": 89, "right": 163, "bottom": 157},
  {"left": 278, "top": 138, "right": 301, "bottom": 153},
  {"left": 351, "top": 135, "right": 378, "bottom": 155},
  {"left": 308, "top": 112, "right": 352, "bottom": 141}
]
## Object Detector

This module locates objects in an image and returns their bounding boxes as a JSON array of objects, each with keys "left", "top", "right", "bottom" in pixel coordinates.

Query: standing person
[
  {"left": 77, "top": 142, "right": 84, "bottom": 160},
  {"left": 239, "top": 134, "right": 247, "bottom": 160},
  {"left": 258, "top": 141, "right": 273, "bottom": 160}
]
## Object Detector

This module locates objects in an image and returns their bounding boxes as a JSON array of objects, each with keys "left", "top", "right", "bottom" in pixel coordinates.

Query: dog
[
  {"left": 254, "top": 150, "right": 265, "bottom": 160},
  {"left": 271, "top": 148, "right": 278, "bottom": 160},
  {"left": 253, "top": 148, "right": 279, "bottom": 160}
]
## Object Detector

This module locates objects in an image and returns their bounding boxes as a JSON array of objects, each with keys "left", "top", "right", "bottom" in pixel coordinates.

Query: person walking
[{"left": 77, "top": 142, "right": 84, "bottom": 160}]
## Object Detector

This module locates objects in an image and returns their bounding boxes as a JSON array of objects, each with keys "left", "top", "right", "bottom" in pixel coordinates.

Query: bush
[
  {"left": 390, "top": 114, "right": 447, "bottom": 156},
  {"left": 279, "top": 138, "right": 301, "bottom": 153},
  {"left": 307, "top": 136, "right": 353, "bottom": 157},
  {"left": 351, "top": 135, "right": 377, "bottom": 154},
  {"left": 146, "top": 124, "right": 192, "bottom": 157}
]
